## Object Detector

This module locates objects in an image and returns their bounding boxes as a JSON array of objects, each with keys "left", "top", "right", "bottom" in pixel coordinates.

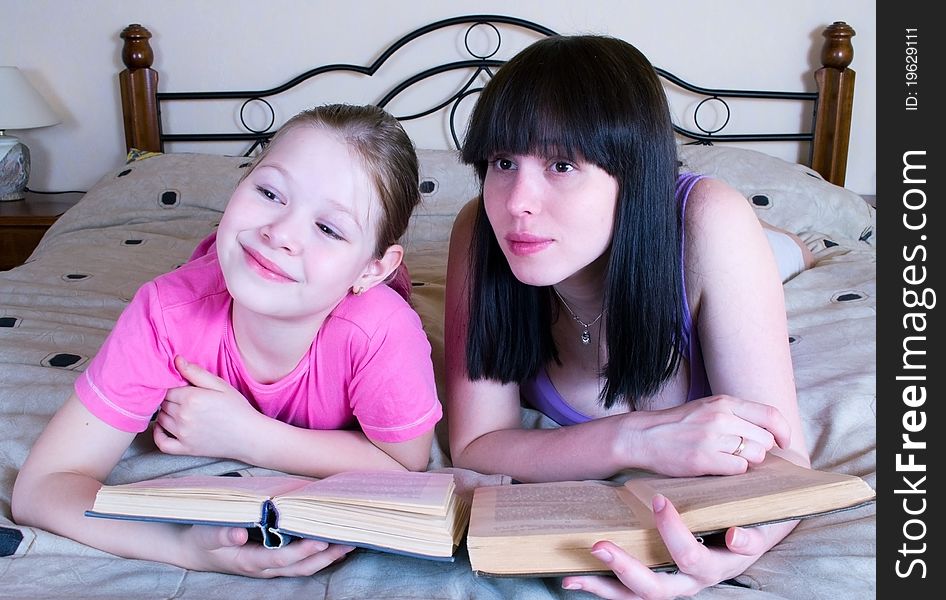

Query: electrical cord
[{"left": 24, "top": 187, "right": 87, "bottom": 195}]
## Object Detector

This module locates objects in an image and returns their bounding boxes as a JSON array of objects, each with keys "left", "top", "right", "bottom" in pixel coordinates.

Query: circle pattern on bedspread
[
  {"left": 41, "top": 352, "right": 88, "bottom": 370},
  {"left": 831, "top": 290, "right": 868, "bottom": 303},
  {"left": 62, "top": 273, "right": 92, "bottom": 282},
  {"left": 420, "top": 179, "right": 437, "bottom": 194},
  {"left": 160, "top": 190, "right": 180, "bottom": 207},
  {"left": 750, "top": 194, "right": 770, "bottom": 207},
  {"left": 0, "top": 527, "right": 23, "bottom": 557}
]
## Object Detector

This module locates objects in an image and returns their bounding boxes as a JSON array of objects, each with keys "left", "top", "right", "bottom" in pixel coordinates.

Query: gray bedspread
[{"left": 0, "top": 146, "right": 876, "bottom": 599}]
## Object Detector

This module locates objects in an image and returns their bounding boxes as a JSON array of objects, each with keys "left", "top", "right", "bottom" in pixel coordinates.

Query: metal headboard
[{"left": 119, "top": 15, "right": 855, "bottom": 184}]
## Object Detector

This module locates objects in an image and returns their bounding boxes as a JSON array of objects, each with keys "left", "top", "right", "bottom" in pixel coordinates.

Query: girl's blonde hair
[{"left": 246, "top": 104, "right": 420, "bottom": 257}]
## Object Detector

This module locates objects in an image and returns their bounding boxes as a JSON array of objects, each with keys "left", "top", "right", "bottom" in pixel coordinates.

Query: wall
[{"left": 2, "top": 0, "right": 876, "bottom": 195}]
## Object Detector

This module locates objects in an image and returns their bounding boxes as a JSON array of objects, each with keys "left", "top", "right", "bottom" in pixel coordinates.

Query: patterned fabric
[{"left": 0, "top": 147, "right": 876, "bottom": 599}]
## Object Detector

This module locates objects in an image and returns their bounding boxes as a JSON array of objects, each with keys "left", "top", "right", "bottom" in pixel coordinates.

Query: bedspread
[{"left": 0, "top": 146, "right": 876, "bottom": 599}]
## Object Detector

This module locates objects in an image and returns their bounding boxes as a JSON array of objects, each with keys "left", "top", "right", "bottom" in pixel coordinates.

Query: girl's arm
[
  {"left": 12, "top": 393, "right": 351, "bottom": 575},
  {"left": 154, "top": 356, "right": 434, "bottom": 475},
  {"left": 444, "top": 200, "right": 791, "bottom": 482}
]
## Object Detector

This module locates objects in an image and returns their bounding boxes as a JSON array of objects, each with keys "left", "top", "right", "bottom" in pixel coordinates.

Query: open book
[
  {"left": 466, "top": 454, "right": 875, "bottom": 576},
  {"left": 86, "top": 470, "right": 469, "bottom": 561}
]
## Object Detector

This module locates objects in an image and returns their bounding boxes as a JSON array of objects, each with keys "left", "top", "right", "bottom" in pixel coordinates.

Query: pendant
[{"left": 580, "top": 329, "right": 591, "bottom": 345}]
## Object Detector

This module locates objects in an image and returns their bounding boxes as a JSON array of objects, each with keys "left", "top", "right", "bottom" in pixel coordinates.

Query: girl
[
  {"left": 445, "top": 36, "right": 811, "bottom": 599},
  {"left": 13, "top": 104, "right": 441, "bottom": 577}
]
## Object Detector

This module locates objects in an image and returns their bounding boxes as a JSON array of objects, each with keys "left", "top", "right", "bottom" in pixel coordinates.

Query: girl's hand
[
  {"left": 621, "top": 395, "right": 792, "bottom": 477},
  {"left": 183, "top": 525, "right": 355, "bottom": 578},
  {"left": 154, "top": 356, "right": 263, "bottom": 460},
  {"left": 562, "top": 494, "right": 793, "bottom": 599}
]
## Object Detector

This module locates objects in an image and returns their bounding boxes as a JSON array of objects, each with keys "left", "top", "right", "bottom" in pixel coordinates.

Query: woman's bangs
[{"left": 468, "top": 86, "right": 601, "bottom": 164}]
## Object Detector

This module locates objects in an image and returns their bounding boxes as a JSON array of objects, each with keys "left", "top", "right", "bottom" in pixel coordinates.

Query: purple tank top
[{"left": 520, "top": 172, "right": 711, "bottom": 425}]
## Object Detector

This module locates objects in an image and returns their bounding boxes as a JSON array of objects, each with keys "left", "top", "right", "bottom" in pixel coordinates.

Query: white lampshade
[
  {"left": 0, "top": 67, "right": 60, "bottom": 200},
  {"left": 0, "top": 67, "right": 60, "bottom": 130}
]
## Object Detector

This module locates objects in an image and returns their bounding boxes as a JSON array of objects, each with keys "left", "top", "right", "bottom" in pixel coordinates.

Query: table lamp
[{"left": 0, "top": 66, "right": 60, "bottom": 201}]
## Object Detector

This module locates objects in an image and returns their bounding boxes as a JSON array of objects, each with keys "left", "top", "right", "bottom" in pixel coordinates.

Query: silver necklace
[{"left": 552, "top": 287, "right": 604, "bottom": 345}]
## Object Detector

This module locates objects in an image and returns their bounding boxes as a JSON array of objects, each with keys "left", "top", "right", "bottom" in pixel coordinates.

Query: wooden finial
[
  {"left": 121, "top": 24, "right": 154, "bottom": 70},
  {"left": 119, "top": 23, "right": 161, "bottom": 153},
  {"left": 821, "top": 21, "right": 855, "bottom": 70},
  {"left": 811, "top": 21, "right": 856, "bottom": 187}
]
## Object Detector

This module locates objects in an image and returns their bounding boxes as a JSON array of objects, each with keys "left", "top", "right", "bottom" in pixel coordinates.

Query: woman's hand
[
  {"left": 182, "top": 525, "right": 355, "bottom": 578},
  {"left": 619, "top": 395, "right": 792, "bottom": 477},
  {"left": 154, "top": 356, "right": 264, "bottom": 461},
  {"left": 562, "top": 494, "right": 795, "bottom": 599}
]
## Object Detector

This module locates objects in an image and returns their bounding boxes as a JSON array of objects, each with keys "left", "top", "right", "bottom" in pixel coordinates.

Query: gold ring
[{"left": 732, "top": 436, "right": 746, "bottom": 457}]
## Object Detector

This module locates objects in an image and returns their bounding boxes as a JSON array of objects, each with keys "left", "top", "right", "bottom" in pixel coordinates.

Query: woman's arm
[
  {"left": 685, "top": 178, "right": 810, "bottom": 467},
  {"left": 154, "top": 356, "right": 433, "bottom": 474},
  {"left": 12, "top": 393, "right": 352, "bottom": 575},
  {"left": 562, "top": 178, "right": 812, "bottom": 599}
]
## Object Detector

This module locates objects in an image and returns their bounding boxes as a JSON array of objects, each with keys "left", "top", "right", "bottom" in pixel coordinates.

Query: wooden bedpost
[
  {"left": 811, "top": 21, "right": 855, "bottom": 188},
  {"left": 119, "top": 24, "right": 162, "bottom": 154}
]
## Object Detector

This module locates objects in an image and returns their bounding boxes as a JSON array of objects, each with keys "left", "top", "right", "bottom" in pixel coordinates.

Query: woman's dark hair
[{"left": 460, "top": 35, "right": 682, "bottom": 410}]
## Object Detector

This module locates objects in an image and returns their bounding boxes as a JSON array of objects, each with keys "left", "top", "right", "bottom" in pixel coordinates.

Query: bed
[{"left": 1, "top": 15, "right": 875, "bottom": 599}]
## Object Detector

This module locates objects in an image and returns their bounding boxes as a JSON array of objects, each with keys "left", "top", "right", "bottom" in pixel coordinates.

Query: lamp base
[{"left": 0, "top": 138, "right": 29, "bottom": 201}]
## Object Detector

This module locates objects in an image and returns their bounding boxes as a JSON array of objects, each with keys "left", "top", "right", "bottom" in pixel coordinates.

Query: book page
[
  {"left": 624, "top": 455, "right": 854, "bottom": 513},
  {"left": 288, "top": 470, "right": 455, "bottom": 515},
  {"left": 623, "top": 454, "right": 874, "bottom": 531},
  {"left": 469, "top": 481, "right": 652, "bottom": 536},
  {"left": 99, "top": 475, "right": 312, "bottom": 500},
  {"left": 88, "top": 475, "right": 311, "bottom": 525}
]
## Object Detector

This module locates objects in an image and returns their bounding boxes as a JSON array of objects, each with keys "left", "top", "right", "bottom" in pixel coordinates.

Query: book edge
[{"left": 276, "top": 529, "right": 457, "bottom": 562}]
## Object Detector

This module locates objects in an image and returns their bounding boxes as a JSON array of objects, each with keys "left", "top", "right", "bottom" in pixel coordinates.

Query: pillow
[
  {"left": 677, "top": 145, "right": 875, "bottom": 247},
  {"left": 46, "top": 152, "right": 249, "bottom": 241},
  {"left": 404, "top": 149, "right": 480, "bottom": 251}
]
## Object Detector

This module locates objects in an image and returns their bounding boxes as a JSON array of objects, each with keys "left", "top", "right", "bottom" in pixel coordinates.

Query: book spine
[{"left": 259, "top": 499, "right": 291, "bottom": 548}]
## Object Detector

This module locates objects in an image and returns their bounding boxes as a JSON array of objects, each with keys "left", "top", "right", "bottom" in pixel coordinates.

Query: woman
[{"left": 445, "top": 35, "right": 811, "bottom": 598}]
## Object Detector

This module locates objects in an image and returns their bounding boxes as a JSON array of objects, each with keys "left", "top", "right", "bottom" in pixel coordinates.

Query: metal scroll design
[
  {"left": 154, "top": 16, "right": 555, "bottom": 156},
  {"left": 153, "top": 14, "right": 819, "bottom": 155},
  {"left": 656, "top": 68, "right": 819, "bottom": 145}
]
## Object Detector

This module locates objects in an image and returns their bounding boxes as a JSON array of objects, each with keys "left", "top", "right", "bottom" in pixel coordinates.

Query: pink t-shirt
[{"left": 75, "top": 251, "right": 441, "bottom": 443}]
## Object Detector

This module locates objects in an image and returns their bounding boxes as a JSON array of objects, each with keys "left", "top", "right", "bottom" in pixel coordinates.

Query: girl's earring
[{"left": 352, "top": 285, "right": 365, "bottom": 296}]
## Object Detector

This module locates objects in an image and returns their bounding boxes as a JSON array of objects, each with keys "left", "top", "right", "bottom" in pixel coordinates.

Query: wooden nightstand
[{"left": 0, "top": 190, "right": 84, "bottom": 270}]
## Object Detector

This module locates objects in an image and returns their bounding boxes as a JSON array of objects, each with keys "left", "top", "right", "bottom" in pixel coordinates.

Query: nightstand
[{"left": 0, "top": 190, "right": 83, "bottom": 270}]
